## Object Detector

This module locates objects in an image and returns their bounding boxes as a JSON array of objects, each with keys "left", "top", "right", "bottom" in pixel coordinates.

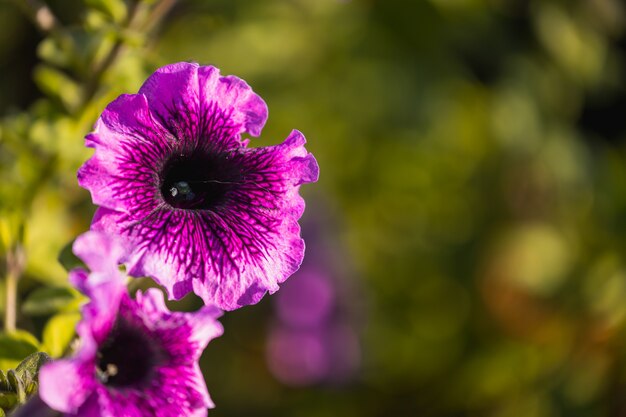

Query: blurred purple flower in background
[
  {"left": 275, "top": 270, "right": 335, "bottom": 328},
  {"left": 267, "top": 311, "right": 361, "bottom": 387},
  {"left": 266, "top": 212, "right": 361, "bottom": 387},
  {"left": 39, "top": 232, "right": 223, "bottom": 417},
  {"left": 78, "top": 62, "right": 319, "bottom": 311}
]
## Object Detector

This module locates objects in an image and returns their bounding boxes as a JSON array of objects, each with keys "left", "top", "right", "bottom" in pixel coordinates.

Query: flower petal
[
  {"left": 72, "top": 231, "right": 128, "bottom": 273},
  {"left": 39, "top": 360, "right": 95, "bottom": 413},
  {"left": 78, "top": 93, "right": 170, "bottom": 214},
  {"left": 69, "top": 232, "right": 128, "bottom": 344},
  {"left": 138, "top": 62, "right": 268, "bottom": 149},
  {"left": 74, "top": 394, "right": 105, "bottom": 417}
]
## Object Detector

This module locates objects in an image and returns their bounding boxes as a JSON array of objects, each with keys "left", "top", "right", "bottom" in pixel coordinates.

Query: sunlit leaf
[
  {"left": 42, "top": 313, "right": 80, "bottom": 358},
  {"left": 33, "top": 65, "right": 82, "bottom": 112},
  {"left": 0, "top": 391, "right": 16, "bottom": 411},
  {"left": 85, "top": 0, "right": 128, "bottom": 23},
  {"left": 0, "top": 332, "right": 40, "bottom": 371},
  {"left": 15, "top": 352, "right": 51, "bottom": 397},
  {"left": 6, "top": 371, "right": 24, "bottom": 404}
]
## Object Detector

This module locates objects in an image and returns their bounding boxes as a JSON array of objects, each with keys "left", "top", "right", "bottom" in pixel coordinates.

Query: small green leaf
[
  {"left": 15, "top": 352, "right": 51, "bottom": 394},
  {"left": 85, "top": 0, "right": 128, "bottom": 23},
  {"left": 42, "top": 313, "right": 80, "bottom": 358},
  {"left": 0, "top": 391, "right": 17, "bottom": 410},
  {"left": 57, "top": 239, "right": 86, "bottom": 272},
  {"left": 15, "top": 353, "right": 51, "bottom": 379},
  {"left": 19, "top": 371, "right": 32, "bottom": 396},
  {"left": 22, "top": 286, "right": 82, "bottom": 316},
  {"left": 37, "top": 38, "right": 71, "bottom": 68},
  {"left": 85, "top": 9, "right": 110, "bottom": 30},
  {"left": 0, "top": 332, "right": 40, "bottom": 371},
  {"left": 33, "top": 65, "right": 82, "bottom": 112},
  {"left": 0, "top": 372, "right": 7, "bottom": 391},
  {"left": 7, "top": 371, "right": 24, "bottom": 404}
]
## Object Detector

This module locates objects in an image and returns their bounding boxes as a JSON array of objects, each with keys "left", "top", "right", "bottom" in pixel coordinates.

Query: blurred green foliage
[{"left": 2, "top": 0, "right": 626, "bottom": 416}]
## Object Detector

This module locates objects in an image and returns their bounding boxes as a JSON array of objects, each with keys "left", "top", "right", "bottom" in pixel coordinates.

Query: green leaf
[
  {"left": 0, "top": 391, "right": 17, "bottom": 411},
  {"left": 15, "top": 352, "right": 51, "bottom": 396},
  {"left": 0, "top": 371, "right": 7, "bottom": 391},
  {"left": 6, "top": 371, "right": 24, "bottom": 404},
  {"left": 37, "top": 38, "right": 71, "bottom": 69},
  {"left": 15, "top": 353, "right": 51, "bottom": 380},
  {"left": 85, "top": 9, "right": 110, "bottom": 31},
  {"left": 42, "top": 313, "right": 80, "bottom": 358},
  {"left": 85, "top": 0, "right": 128, "bottom": 23},
  {"left": 33, "top": 65, "right": 81, "bottom": 112},
  {"left": 57, "top": 239, "right": 86, "bottom": 272},
  {"left": 0, "top": 332, "right": 40, "bottom": 371},
  {"left": 22, "top": 286, "right": 82, "bottom": 316}
]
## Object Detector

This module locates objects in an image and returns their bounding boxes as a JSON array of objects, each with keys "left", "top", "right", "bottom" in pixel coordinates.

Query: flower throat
[
  {"left": 159, "top": 152, "right": 238, "bottom": 210},
  {"left": 96, "top": 320, "right": 161, "bottom": 388}
]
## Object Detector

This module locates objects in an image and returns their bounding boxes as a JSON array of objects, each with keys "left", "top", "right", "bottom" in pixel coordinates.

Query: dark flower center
[
  {"left": 159, "top": 151, "right": 239, "bottom": 210},
  {"left": 96, "top": 320, "right": 162, "bottom": 388}
]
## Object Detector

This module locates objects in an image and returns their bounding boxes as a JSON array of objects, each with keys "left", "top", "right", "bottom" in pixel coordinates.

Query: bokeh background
[{"left": 2, "top": 0, "right": 626, "bottom": 416}]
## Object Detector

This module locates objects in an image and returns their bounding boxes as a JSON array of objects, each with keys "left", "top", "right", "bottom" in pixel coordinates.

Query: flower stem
[
  {"left": 143, "top": 0, "right": 179, "bottom": 34},
  {"left": 4, "top": 269, "right": 17, "bottom": 333},
  {"left": 4, "top": 245, "right": 24, "bottom": 333}
]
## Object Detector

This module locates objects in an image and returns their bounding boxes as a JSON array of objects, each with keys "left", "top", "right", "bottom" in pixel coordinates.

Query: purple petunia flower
[
  {"left": 39, "top": 231, "right": 223, "bottom": 417},
  {"left": 78, "top": 62, "right": 319, "bottom": 310},
  {"left": 266, "top": 209, "right": 362, "bottom": 387},
  {"left": 266, "top": 270, "right": 360, "bottom": 386}
]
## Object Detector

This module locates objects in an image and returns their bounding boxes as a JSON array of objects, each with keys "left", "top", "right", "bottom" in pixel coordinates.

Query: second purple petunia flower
[
  {"left": 78, "top": 62, "right": 319, "bottom": 310},
  {"left": 39, "top": 232, "right": 223, "bottom": 417}
]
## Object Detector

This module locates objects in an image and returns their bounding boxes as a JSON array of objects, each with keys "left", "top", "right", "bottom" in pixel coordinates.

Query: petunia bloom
[
  {"left": 78, "top": 62, "right": 319, "bottom": 310},
  {"left": 266, "top": 213, "right": 361, "bottom": 387},
  {"left": 266, "top": 269, "right": 360, "bottom": 387},
  {"left": 39, "top": 231, "right": 223, "bottom": 417}
]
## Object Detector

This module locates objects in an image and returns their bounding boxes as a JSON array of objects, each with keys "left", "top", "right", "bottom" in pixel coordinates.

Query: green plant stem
[
  {"left": 143, "top": 0, "right": 178, "bottom": 34},
  {"left": 4, "top": 246, "right": 24, "bottom": 333},
  {"left": 4, "top": 271, "right": 16, "bottom": 333}
]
